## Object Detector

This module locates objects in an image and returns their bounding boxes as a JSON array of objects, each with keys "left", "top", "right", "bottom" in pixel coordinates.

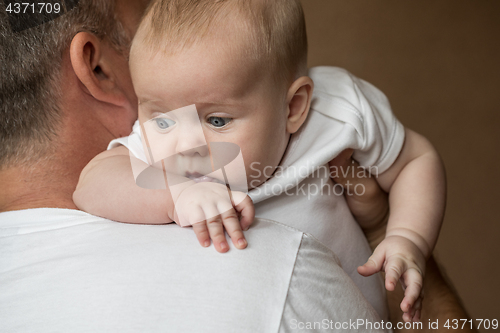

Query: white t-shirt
[
  {"left": 0, "top": 208, "right": 386, "bottom": 332},
  {"left": 109, "top": 66, "right": 405, "bottom": 319}
]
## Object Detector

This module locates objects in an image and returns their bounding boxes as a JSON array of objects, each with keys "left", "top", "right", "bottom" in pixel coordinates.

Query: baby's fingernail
[
  {"left": 204, "top": 240, "right": 210, "bottom": 247},
  {"left": 238, "top": 238, "right": 247, "bottom": 247},
  {"left": 220, "top": 242, "right": 228, "bottom": 251}
]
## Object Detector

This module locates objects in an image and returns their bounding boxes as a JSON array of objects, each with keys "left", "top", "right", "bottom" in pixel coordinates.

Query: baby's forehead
[
  {"left": 130, "top": 0, "right": 306, "bottom": 97},
  {"left": 129, "top": 0, "right": 291, "bottom": 103},
  {"left": 133, "top": 5, "right": 256, "bottom": 58},
  {"left": 131, "top": 38, "right": 273, "bottom": 111},
  {"left": 130, "top": 14, "right": 267, "bottom": 84}
]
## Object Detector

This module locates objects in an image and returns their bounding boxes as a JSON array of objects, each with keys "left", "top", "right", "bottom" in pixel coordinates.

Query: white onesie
[{"left": 109, "top": 66, "right": 405, "bottom": 320}]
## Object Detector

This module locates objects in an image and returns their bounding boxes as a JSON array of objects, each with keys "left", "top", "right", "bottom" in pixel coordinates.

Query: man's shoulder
[
  {"left": 0, "top": 212, "right": 385, "bottom": 332},
  {"left": 0, "top": 208, "right": 109, "bottom": 231}
]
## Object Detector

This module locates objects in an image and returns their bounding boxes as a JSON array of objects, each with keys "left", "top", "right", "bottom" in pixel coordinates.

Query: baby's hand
[
  {"left": 357, "top": 235, "right": 426, "bottom": 322},
  {"left": 173, "top": 182, "right": 254, "bottom": 253}
]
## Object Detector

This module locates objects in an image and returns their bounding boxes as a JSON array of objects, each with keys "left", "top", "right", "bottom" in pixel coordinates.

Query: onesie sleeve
[
  {"left": 107, "top": 120, "right": 149, "bottom": 164},
  {"left": 309, "top": 66, "right": 405, "bottom": 174},
  {"left": 350, "top": 74, "right": 405, "bottom": 173}
]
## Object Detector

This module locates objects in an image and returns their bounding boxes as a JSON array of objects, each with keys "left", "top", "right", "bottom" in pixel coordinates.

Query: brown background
[{"left": 301, "top": 0, "right": 499, "bottom": 327}]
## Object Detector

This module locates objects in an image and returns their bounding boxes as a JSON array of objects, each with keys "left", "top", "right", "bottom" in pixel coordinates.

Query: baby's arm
[
  {"left": 74, "top": 146, "right": 174, "bottom": 224},
  {"left": 73, "top": 146, "right": 253, "bottom": 252},
  {"left": 375, "top": 128, "right": 446, "bottom": 258},
  {"left": 357, "top": 129, "right": 446, "bottom": 320},
  {"left": 330, "top": 154, "right": 475, "bottom": 332}
]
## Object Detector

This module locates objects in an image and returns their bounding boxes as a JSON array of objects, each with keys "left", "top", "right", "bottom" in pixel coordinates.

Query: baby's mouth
[{"left": 185, "top": 171, "right": 225, "bottom": 185}]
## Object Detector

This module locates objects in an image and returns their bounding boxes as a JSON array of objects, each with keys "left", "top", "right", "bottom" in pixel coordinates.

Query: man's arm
[{"left": 330, "top": 150, "right": 477, "bottom": 332}]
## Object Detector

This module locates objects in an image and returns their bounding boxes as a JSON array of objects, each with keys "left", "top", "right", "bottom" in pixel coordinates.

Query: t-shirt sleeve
[
  {"left": 107, "top": 120, "right": 149, "bottom": 164},
  {"left": 309, "top": 66, "right": 406, "bottom": 174}
]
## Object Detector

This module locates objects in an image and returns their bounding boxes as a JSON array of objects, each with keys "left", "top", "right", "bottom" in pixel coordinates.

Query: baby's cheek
[
  {"left": 245, "top": 163, "right": 274, "bottom": 189},
  {"left": 238, "top": 145, "right": 281, "bottom": 189}
]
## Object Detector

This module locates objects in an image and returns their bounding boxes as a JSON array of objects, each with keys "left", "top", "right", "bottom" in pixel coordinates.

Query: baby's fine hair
[{"left": 137, "top": 0, "right": 308, "bottom": 87}]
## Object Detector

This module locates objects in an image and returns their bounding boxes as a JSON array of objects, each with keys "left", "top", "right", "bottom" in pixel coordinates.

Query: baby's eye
[
  {"left": 154, "top": 118, "right": 176, "bottom": 131},
  {"left": 208, "top": 117, "right": 232, "bottom": 128}
]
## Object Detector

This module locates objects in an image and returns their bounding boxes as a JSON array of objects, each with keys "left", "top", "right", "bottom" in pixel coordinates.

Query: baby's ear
[{"left": 286, "top": 76, "right": 314, "bottom": 134}]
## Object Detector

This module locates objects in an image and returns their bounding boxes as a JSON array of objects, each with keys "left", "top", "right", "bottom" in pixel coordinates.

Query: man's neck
[{"left": 0, "top": 159, "right": 79, "bottom": 213}]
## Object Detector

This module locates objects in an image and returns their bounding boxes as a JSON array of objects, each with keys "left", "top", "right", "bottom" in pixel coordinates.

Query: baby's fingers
[
  {"left": 357, "top": 248, "right": 385, "bottom": 277},
  {"left": 192, "top": 222, "right": 211, "bottom": 248},
  {"left": 400, "top": 268, "right": 423, "bottom": 315},
  {"left": 413, "top": 309, "right": 422, "bottom": 322},
  {"left": 234, "top": 194, "right": 254, "bottom": 231},
  {"left": 206, "top": 214, "right": 229, "bottom": 253},
  {"left": 409, "top": 296, "right": 423, "bottom": 322},
  {"left": 402, "top": 297, "right": 422, "bottom": 323},
  {"left": 220, "top": 208, "right": 247, "bottom": 250},
  {"left": 384, "top": 256, "right": 406, "bottom": 291}
]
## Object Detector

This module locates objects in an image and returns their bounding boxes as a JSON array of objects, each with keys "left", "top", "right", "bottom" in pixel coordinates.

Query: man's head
[
  {"left": 130, "top": 0, "right": 314, "bottom": 188},
  {"left": 0, "top": 0, "right": 143, "bottom": 169},
  {"left": 0, "top": 0, "right": 150, "bottom": 210}
]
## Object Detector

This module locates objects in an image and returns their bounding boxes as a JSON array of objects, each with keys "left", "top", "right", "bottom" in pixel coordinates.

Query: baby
[{"left": 74, "top": 0, "right": 446, "bottom": 323}]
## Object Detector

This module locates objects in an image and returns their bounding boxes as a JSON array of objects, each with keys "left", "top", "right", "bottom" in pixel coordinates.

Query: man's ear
[
  {"left": 286, "top": 76, "right": 314, "bottom": 134},
  {"left": 69, "top": 32, "right": 128, "bottom": 107}
]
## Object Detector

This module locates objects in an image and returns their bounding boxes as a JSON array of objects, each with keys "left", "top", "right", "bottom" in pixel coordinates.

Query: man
[{"left": 0, "top": 1, "right": 474, "bottom": 332}]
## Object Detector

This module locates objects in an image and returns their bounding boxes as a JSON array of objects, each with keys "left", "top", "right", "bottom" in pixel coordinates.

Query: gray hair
[{"left": 0, "top": 0, "right": 130, "bottom": 168}]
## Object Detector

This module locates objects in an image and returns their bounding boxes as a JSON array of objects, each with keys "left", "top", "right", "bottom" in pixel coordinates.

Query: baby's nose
[
  {"left": 177, "top": 144, "right": 209, "bottom": 157},
  {"left": 175, "top": 126, "right": 208, "bottom": 156}
]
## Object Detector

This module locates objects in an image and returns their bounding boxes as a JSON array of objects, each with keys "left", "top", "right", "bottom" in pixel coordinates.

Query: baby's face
[{"left": 130, "top": 36, "right": 291, "bottom": 189}]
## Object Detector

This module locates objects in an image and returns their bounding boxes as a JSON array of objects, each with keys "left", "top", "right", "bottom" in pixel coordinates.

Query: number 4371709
[
  {"left": 5, "top": 2, "right": 62, "bottom": 14},
  {"left": 444, "top": 319, "right": 498, "bottom": 330}
]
